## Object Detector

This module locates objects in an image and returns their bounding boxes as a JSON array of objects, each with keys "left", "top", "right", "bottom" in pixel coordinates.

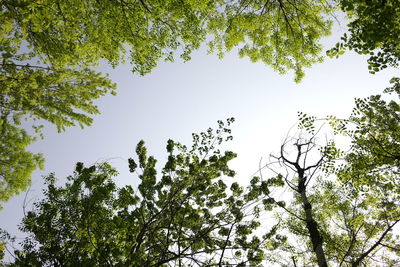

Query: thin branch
[{"left": 352, "top": 219, "right": 400, "bottom": 267}]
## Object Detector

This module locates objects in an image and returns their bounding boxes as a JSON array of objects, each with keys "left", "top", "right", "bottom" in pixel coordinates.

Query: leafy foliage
[
  {"left": 325, "top": 80, "right": 400, "bottom": 265},
  {"left": 0, "top": 0, "right": 335, "bottom": 207},
  {"left": 327, "top": 0, "right": 400, "bottom": 73},
  {"left": 0, "top": 122, "right": 44, "bottom": 209},
  {"left": 2, "top": 1, "right": 399, "bottom": 264},
  {"left": 1, "top": 0, "right": 211, "bottom": 74},
  {"left": 6, "top": 120, "right": 276, "bottom": 266},
  {"left": 274, "top": 85, "right": 400, "bottom": 266},
  {"left": 2, "top": 89, "right": 399, "bottom": 265},
  {"left": 207, "top": 0, "right": 335, "bottom": 83},
  {"left": 1, "top": 1, "right": 117, "bottom": 205},
  {"left": 0, "top": 62, "right": 115, "bottom": 206},
  {"left": 3, "top": 0, "right": 335, "bottom": 80}
]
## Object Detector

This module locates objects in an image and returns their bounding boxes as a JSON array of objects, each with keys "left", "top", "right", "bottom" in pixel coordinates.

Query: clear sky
[{"left": 0, "top": 25, "right": 398, "bottom": 258}]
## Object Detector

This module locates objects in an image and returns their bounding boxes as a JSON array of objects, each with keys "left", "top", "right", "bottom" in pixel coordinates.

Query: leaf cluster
[
  {"left": 7, "top": 120, "right": 274, "bottom": 266},
  {"left": 327, "top": 0, "right": 400, "bottom": 73}
]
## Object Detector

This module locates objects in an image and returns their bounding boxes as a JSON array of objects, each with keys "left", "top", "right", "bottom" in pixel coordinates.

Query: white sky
[{"left": 0, "top": 24, "right": 398, "bottom": 259}]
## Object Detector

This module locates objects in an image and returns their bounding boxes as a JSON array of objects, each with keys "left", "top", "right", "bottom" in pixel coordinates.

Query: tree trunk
[{"left": 298, "top": 171, "right": 328, "bottom": 267}]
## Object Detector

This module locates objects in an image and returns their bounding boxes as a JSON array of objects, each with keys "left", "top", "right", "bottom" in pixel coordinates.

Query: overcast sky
[{"left": 1, "top": 25, "right": 398, "bottom": 258}]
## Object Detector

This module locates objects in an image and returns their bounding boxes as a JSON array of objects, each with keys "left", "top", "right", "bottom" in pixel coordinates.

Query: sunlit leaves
[
  {"left": 0, "top": 123, "right": 44, "bottom": 209},
  {"left": 1, "top": 64, "right": 116, "bottom": 132},
  {"left": 327, "top": 0, "right": 400, "bottom": 73},
  {"left": 8, "top": 120, "right": 271, "bottom": 266},
  {"left": 4, "top": 0, "right": 335, "bottom": 80},
  {"left": 208, "top": 0, "right": 335, "bottom": 82},
  {"left": 0, "top": 61, "right": 115, "bottom": 205},
  {"left": 292, "top": 87, "right": 400, "bottom": 265},
  {"left": 0, "top": 0, "right": 336, "bottom": 205},
  {"left": 297, "top": 111, "right": 317, "bottom": 134}
]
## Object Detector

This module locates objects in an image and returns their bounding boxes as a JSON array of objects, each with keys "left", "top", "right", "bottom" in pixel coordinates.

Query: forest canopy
[
  {"left": 2, "top": 88, "right": 399, "bottom": 265},
  {"left": 2, "top": 0, "right": 400, "bottom": 207},
  {"left": 0, "top": 0, "right": 336, "bottom": 207},
  {"left": 1, "top": 0, "right": 400, "bottom": 265}
]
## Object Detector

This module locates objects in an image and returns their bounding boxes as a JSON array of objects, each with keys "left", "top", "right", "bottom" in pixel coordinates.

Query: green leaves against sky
[{"left": 1, "top": 0, "right": 400, "bottom": 265}]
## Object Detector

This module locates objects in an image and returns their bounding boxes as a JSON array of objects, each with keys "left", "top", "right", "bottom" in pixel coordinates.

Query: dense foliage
[
  {"left": 2, "top": 0, "right": 398, "bottom": 207},
  {"left": 0, "top": 0, "right": 337, "bottom": 207},
  {"left": 1, "top": 0, "right": 400, "bottom": 265},
  {"left": 0, "top": 123, "right": 43, "bottom": 207},
  {"left": 2, "top": 0, "right": 335, "bottom": 78},
  {"left": 6, "top": 119, "right": 279, "bottom": 266},
  {"left": 327, "top": 0, "right": 400, "bottom": 73},
  {"left": 272, "top": 84, "right": 400, "bottom": 266},
  {"left": 2, "top": 87, "right": 399, "bottom": 265}
]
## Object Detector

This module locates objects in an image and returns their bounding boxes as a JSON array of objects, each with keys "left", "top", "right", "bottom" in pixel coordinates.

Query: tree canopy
[
  {"left": 0, "top": 0, "right": 337, "bottom": 208},
  {"left": 2, "top": 0, "right": 335, "bottom": 78},
  {"left": 278, "top": 83, "right": 400, "bottom": 266},
  {"left": 4, "top": 119, "right": 277, "bottom": 266},
  {"left": 1, "top": 0, "right": 400, "bottom": 264},
  {"left": 327, "top": 0, "right": 400, "bottom": 73},
  {"left": 0, "top": 123, "right": 43, "bottom": 206},
  {"left": 2, "top": 87, "right": 399, "bottom": 265},
  {"left": 3, "top": 0, "right": 399, "bottom": 207}
]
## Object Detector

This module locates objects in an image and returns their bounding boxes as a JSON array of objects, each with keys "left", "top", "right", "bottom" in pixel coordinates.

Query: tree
[
  {"left": 3, "top": 119, "right": 279, "bottom": 266},
  {"left": 254, "top": 85, "right": 400, "bottom": 266},
  {"left": 207, "top": 0, "right": 335, "bottom": 83},
  {"left": 327, "top": 0, "right": 400, "bottom": 73},
  {"left": 2, "top": 0, "right": 398, "bottom": 209},
  {"left": 3, "top": 0, "right": 399, "bottom": 262},
  {"left": 2, "top": 87, "right": 399, "bottom": 265},
  {"left": 3, "top": 0, "right": 335, "bottom": 79},
  {"left": 323, "top": 78, "right": 400, "bottom": 265},
  {"left": 0, "top": 123, "right": 44, "bottom": 208},
  {"left": 1, "top": 0, "right": 336, "bottom": 207},
  {"left": 1, "top": 0, "right": 119, "bottom": 206},
  {"left": 0, "top": 61, "right": 116, "bottom": 208}
]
